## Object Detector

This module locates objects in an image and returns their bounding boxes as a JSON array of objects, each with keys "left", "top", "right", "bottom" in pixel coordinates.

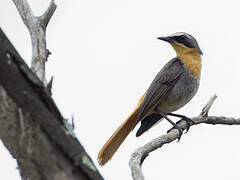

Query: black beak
[{"left": 157, "top": 36, "right": 174, "bottom": 43}]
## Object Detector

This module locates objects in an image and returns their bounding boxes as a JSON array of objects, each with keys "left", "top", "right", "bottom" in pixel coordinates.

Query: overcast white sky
[{"left": 1, "top": 0, "right": 240, "bottom": 179}]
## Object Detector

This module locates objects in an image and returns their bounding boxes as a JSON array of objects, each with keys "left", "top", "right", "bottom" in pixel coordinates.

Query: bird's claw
[
  {"left": 167, "top": 117, "right": 195, "bottom": 141},
  {"left": 173, "top": 117, "right": 194, "bottom": 133},
  {"left": 182, "top": 117, "right": 195, "bottom": 133},
  {"left": 167, "top": 113, "right": 194, "bottom": 133},
  {"left": 176, "top": 128, "right": 183, "bottom": 141},
  {"left": 167, "top": 125, "right": 184, "bottom": 141}
]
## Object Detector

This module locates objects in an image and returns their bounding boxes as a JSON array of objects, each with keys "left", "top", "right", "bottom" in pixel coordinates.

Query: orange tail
[
  {"left": 98, "top": 95, "right": 145, "bottom": 166},
  {"left": 98, "top": 106, "right": 140, "bottom": 166}
]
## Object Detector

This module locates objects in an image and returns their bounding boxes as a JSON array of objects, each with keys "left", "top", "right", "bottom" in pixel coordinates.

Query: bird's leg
[
  {"left": 167, "top": 113, "right": 194, "bottom": 133},
  {"left": 156, "top": 110, "right": 183, "bottom": 141}
]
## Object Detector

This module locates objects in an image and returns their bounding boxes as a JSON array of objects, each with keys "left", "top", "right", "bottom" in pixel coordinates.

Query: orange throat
[{"left": 171, "top": 44, "right": 202, "bottom": 79}]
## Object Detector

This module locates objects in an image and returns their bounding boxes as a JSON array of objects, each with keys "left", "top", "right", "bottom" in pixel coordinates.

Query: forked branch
[
  {"left": 129, "top": 95, "right": 240, "bottom": 180},
  {"left": 12, "top": 0, "right": 56, "bottom": 84}
]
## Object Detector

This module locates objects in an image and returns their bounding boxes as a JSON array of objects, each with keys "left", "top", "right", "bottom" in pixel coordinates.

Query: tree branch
[
  {"left": 12, "top": 0, "right": 56, "bottom": 84},
  {"left": 12, "top": 0, "right": 34, "bottom": 29},
  {"left": 0, "top": 29, "right": 103, "bottom": 180},
  {"left": 129, "top": 95, "right": 240, "bottom": 180},
  {"left": 2, "top": 0, "right": 103, "bottom": 179},
  {"left": 41, "top": 0, "right": 57, "bottom": 27}
]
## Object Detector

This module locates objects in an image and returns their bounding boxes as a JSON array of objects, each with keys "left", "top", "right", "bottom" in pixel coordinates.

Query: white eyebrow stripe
[{"left": 169, "top": 32, "right": 186, "bottom": 37}]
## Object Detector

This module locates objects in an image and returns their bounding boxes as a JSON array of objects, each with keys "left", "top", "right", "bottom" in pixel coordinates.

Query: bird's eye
[
  {"left": 173, "top": 35, "right": 185, "bottom": 44},
  {"left": 174, "top": 36, "right": 194, "bottom": 48}
]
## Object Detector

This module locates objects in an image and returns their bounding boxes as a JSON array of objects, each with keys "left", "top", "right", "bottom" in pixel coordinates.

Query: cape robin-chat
[{"left": 98, "top": 32, "right": 203, "bottom": 166}]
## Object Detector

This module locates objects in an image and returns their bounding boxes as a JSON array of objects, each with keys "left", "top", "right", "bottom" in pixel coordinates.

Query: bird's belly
[{"left": 157, "top": 74, "right": 200, "bottom": 114}]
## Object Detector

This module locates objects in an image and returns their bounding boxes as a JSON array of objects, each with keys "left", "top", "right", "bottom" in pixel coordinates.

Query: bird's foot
[
  {"left": 181, "top": 116, "right": 195, "bottom": 133},
  {"left": 156, "top": 111, "right": 184, "bottom": 141},
  {"left": 167, "top": 124, "right": 184, "bottom": 141},
  {"left": 167, "top": 113, "right": 194, "bottom": 133}
]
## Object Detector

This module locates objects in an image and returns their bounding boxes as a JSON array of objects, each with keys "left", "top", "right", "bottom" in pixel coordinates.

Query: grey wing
[{"left": 137, "top": 58, "right": 185, "bottom": 122}]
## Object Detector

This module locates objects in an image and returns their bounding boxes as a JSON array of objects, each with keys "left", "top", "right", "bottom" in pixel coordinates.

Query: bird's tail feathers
[{"left": 98, "top": 105, "right": 140, "bottom": 166}]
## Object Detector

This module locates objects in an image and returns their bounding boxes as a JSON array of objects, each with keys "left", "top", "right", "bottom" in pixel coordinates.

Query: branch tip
[
  {"left": 200, "top": 94, "right": 217, "bottom": 117},
  {"left": 41, "top": 0, "right": 57, "bottom": 26}
]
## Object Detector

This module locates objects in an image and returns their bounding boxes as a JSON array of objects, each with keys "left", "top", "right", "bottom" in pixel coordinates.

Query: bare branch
[
  {"left": 41, "top": 0, "right": 57, "bottom": 27},
  {"left": 12, "top": 0, "right": 34, "bottom": 29},
  {"left": 199, "top": 94, "right": 217, "bottom": 118},
  {"left": 0, "top": 31, "right": 104, "bottom": 179},
  {"left": 129, "top": 95, "right": 240, "bottom": 180},
  {"left": 12, "top": 0, "right": 57, "bottom": 84}
]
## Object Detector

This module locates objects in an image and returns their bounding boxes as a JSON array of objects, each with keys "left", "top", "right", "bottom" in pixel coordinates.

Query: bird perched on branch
[{"left": 98, "top": 32, "right": 203, "bottom": 166}]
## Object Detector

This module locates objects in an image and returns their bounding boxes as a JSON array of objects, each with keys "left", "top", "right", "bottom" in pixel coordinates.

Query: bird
[{"left": 98, "top": 32, "right": 203, "bottom": 166}]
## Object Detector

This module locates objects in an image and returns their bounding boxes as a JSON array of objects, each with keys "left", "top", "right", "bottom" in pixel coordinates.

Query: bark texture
[{"left": 0, "top": 28, "right": 103, "bottom": 180}]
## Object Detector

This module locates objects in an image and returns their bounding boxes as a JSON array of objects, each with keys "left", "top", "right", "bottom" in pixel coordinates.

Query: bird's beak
[{"left": 157, "top": 36, "right": 174, "bottom": 43}]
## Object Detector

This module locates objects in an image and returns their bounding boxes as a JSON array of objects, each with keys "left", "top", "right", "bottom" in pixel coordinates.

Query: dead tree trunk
[{"left": 0, "top": 28, "right": 103, "bottom": 180}]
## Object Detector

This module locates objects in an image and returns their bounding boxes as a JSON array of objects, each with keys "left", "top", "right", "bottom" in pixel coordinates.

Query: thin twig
[
  {"left": 12, "top": 0, "right": 57, "bottom": 84},
  {"left": 129, "top": 95, "right": 240, "bottom": 180}
]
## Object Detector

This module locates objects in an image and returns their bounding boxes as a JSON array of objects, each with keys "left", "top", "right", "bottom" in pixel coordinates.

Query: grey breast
[{"left": 157, "top": 64, "right": 200, "bottom": 114}]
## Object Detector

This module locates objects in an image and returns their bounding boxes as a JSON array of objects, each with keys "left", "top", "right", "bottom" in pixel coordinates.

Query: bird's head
[{"left": 157, "top": 32, "right": 203, "bottom": 56}]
